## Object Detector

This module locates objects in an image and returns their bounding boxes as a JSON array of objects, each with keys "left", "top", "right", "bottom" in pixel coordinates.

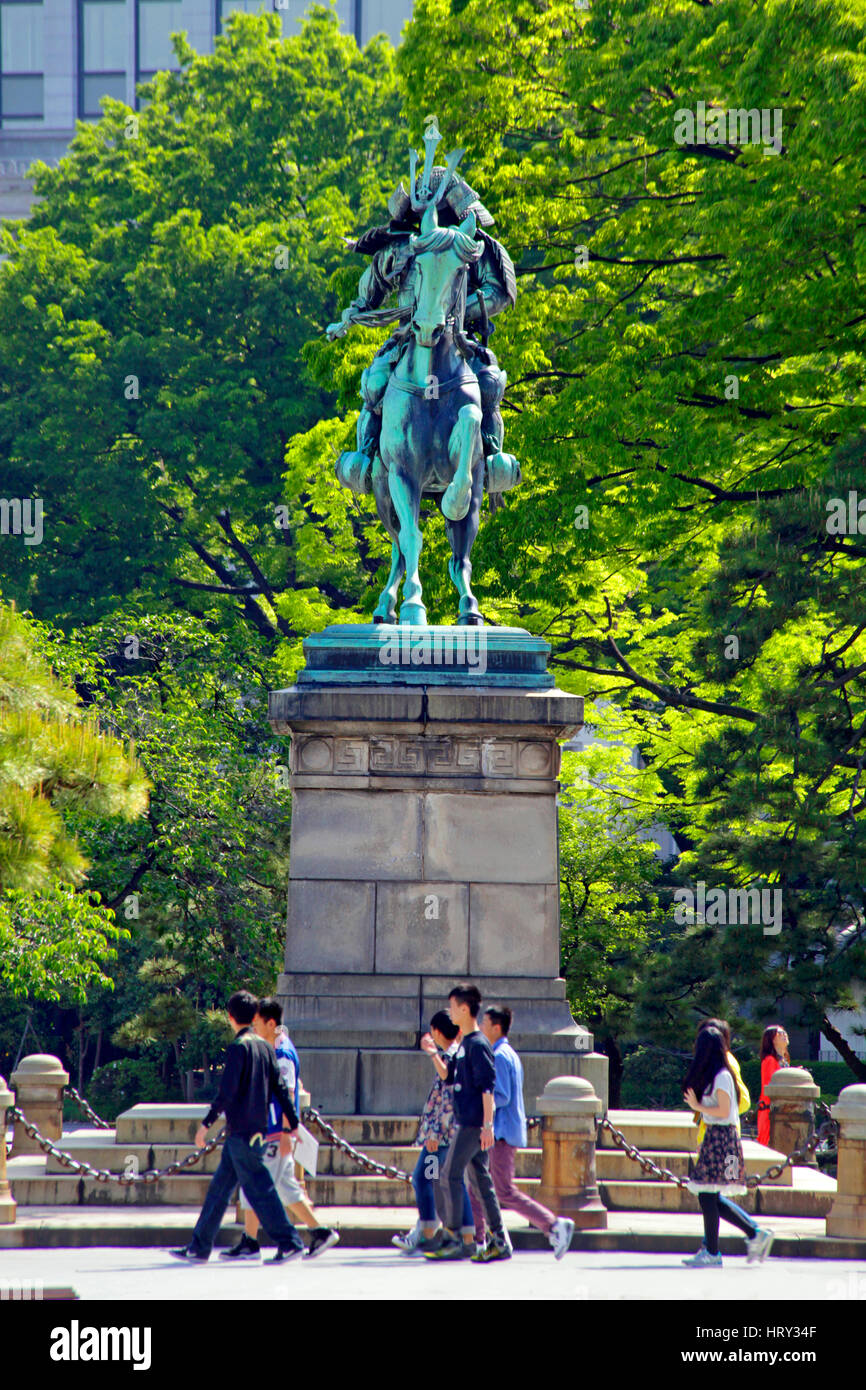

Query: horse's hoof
[
  {"left": 399, "top": 601, "right": 428, "bottom": 626},
  {"left": 336, "top": 451, "right": 373, "bottom": 495},
  {"left": 373, "top": 613, "right": 396, "bottom": 625},
  {"left": 457, "top": 613, "right": 484, "bottom": 627},
  {"left": 442, "top": 481, "right": 471, "bottom": 521},
  {"left": 485, "top": 452, "right": 522, "bottom": 493}
]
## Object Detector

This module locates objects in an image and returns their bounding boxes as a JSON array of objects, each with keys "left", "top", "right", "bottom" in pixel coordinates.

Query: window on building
[
  {"left": 136, "top": 0, "right": 184, "bottom": 81},
  {"left": 216, "top": 0, "right": 354, "bottom": 40},
  {"left": 0, "top": 0, "right": 44, "bottom": 125},
  {"left": 360, "top": 0, "right": 413, "bottom": 46},
  {"left": 79, "top": 0, "right": 127, "bottom": 117}
]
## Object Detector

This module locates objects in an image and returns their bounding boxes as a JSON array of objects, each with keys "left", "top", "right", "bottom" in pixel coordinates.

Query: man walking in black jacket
[{"left": 170, "top": 991, "right": 305, "bottom": 1263}]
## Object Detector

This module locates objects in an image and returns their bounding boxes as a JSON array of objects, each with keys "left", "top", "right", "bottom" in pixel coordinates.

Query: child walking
[{"left": 682, "top": 1026, "right": 773, "bottom": 1267}]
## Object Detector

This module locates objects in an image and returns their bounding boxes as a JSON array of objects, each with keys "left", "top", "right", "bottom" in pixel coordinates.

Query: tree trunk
[
  {"left": 820, "top": 1016, "right": 866, "bottom": 1082},
  {"left": 92, "top": 1027, "right": 103, "bottom": 1078},
  {"left": 76, "top": 1020, "right": 87, "bottom": 1094},
  {"left": 599, "top": 1033, "right": 623, "bottom": 1108}
]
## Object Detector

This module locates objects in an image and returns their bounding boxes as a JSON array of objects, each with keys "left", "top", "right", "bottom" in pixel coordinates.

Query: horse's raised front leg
[
  {"left": 442, "top": 402, "right": 482, "bottom": 522},
  {"left": 388, "top": 469, "right": 426, "bottom": 625}
]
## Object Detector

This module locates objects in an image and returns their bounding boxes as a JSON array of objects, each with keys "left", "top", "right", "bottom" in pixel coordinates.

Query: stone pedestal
[
  {"left": 826, "top": 1084, "right": 866, "bottom": 1240},
  {"left": 767, "top": 1066, "right": 819, "bottom": 1167},
  {"left": 0, "top": 1074, "right": 16, "bottom": 1224},
  {"left": 536, "top": 1075, "right": 607, "bottom": 1228},
  {"left": 10, "top": 1054, "right": 68, "bottom": 1157},
  {"left": 269, "top": 626, "right": 607, "bottom": 1114}
]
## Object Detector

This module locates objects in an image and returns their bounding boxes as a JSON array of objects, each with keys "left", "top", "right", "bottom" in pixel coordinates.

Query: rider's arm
[
  {"left": 327, "top": 250, "right": 400, "bottom": 338},
  {"left": 465, "top": 237, "right": 515, "bottom": 327}
]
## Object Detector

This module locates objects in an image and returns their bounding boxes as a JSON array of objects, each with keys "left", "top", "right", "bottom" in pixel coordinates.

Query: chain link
[
  {"left": 8, "top": 1107, "right": 224, "bottom": 1185},
  {"left": 5, "top": 1096, "right": 838, "bottom": 1195},
  {"left": 64, "top": 1086, "right": 112, "bottom": 1130},
  {"left": 596, "top": 1101, "right": 839, "bottom": 1190},
  {"left": 301, "top": 1108, "right": 412, "bottom": 1182}
]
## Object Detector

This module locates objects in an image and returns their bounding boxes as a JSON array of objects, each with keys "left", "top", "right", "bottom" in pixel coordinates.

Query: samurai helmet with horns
[{"left": 386, "top": 116, "right": 495, "bottom": 229}]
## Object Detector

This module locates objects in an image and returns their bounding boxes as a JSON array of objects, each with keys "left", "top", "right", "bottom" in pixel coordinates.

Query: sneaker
[
  {"left": 413, "top": 1230, "right": 445, "bottom": 1256},
  {"left": 423, "top": 1236, "right": 464, "bottom": 1261},
  {"left": 218, "top": 1235, "right": 261, "bottom": 1261},
  {"left": 267, "top": 1245, "right": 305, "bottom": 1264},
  {"left": 391, "top": 1222, "right": 424, "bottom": 1253},
  {"left": 745, "top": 1228, "right": 775, "bottom": 1264},
  {"left": 306, "top": 1228, "right": 340, "bottom": 1259},
  {"left": 169, "top": 1246, "right": 209, "bottom": 1262},
  {"left": 682, "top": 1248, "right": 723, "bottom": 1267},
  {"left": 471, "top": 1238, "right": 512, "bottom": 1263},
  {"left": 550, "top": 1217, "right": 575, "bottom": 1261}
]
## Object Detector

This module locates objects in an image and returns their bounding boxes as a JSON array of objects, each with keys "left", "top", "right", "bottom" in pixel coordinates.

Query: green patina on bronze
[{"left": 327, "top": 119, "right": 522, "bottom": 628}]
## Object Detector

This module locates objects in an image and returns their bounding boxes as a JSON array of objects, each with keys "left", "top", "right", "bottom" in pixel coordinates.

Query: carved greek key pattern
[{"left": 290, "top": 735, "right": 555, "bottom": 778}]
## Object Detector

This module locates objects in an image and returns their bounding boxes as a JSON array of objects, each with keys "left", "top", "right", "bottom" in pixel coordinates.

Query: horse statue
[{"left": 327, "top": 123, "right": 522, "bottom": 626}]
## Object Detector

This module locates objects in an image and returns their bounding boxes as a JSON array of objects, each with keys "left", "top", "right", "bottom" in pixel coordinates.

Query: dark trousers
[
  {"left": 188, "top": 1134, "right": 304, "bottom": 1257},
  {"left": 698, "top": 1191, "right": 758, "bottom": 1256},
  {"left": 439, "top": 1125, "right": 505, "bottom": 1242}
]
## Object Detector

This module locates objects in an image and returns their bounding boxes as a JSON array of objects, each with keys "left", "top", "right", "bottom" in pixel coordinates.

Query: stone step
[
  {"left": 600, "top": 1111, "right": 699, "bottom": 1153},
  {"left": 114, "top": 1106, "right": 221, "bottom": 1146},
  {"left": 599, "top": 1175, "right": 835, "bottom": 1218},
  {"left": 11, "top": 1157, "right": 821, "bottom": 1214},
  {"left": 113, "top": 1104, "right": 726, "bottom": 1152},
  {"left": 44, "top": 1139, "right": 224, "bottom": 1177},
  {"left": 41, "top": 1137, "right": 792, "bottom": 1186}
]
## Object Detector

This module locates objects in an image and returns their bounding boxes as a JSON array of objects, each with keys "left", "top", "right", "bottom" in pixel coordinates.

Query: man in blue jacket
[
  {"left": 170, "top": 990, "right": 305, "bottom": 1263},
  {"left": 480, "top": 1005, "right": 575, "bottom": 1260}
]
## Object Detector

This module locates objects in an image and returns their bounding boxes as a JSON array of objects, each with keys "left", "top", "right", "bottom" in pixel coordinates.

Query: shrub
[{"left": 83, "top": 1056, "right": 180, "bottom": 1124}]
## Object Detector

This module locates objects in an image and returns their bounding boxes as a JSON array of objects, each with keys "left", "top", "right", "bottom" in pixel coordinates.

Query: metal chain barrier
[
  {"left": 64, "top": 1086, "right": 112, "bottom": 1130},
  {"left": 596, "top": 1101, "right": 839, "bottom": 1191},
  {"left": 301, "top": 1107, "right": 412, "bottom": 1182},
  {"left": 8, "top": 1107, "right": 224, "bottom": 1185}
]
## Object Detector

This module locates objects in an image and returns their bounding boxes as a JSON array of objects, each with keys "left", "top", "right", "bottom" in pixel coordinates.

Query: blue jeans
[
  {"left": 188, "top": 1134, "right": 304, "bottom": 1257},
  {"left": 412, "top": 1144, "right": 473, "bottom": 1232}
]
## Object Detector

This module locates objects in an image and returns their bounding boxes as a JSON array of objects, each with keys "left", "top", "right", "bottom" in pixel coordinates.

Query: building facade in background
[{"left": 0, "top": 0, "right": 413, "bottom": 220}]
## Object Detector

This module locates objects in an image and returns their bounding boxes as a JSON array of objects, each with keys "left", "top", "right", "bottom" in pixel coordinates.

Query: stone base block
[
  {"left": 290, "top": 1044, "right": 607, "bottom": 1116},
  {"left": 826, "top": 1196, "right": 866, "bottom": 1240}
]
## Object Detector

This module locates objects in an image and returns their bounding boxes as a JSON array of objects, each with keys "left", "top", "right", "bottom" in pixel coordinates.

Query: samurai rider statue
[{"left": 326, "top": 118, "right": 522, "bottom": 626}]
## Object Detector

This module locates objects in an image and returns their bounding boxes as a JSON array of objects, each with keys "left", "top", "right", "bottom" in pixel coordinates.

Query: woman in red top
[{"left": 757, "top": 1025, "right": 790, "bottom": 1146}]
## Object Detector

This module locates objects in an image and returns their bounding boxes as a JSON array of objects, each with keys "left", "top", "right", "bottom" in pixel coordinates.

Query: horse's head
[{"left": 408, "top": 205, "right": 483, "bottom": 347}]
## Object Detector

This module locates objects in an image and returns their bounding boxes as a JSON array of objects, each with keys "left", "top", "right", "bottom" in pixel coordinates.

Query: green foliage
[
  {"left": 558, "top": 738, "right": 664, "bottom": 1033},
  {"left": 2, "top": 1, "right": 866, "bottom": 1096},
  {"left": 0, "top": 601, "right": 146, "bottom": 1001},
  {"left": 85, "top": 1055, "right": 179, "bottom": 1123},
  {"left": 0, "top": 8, "right": 404, "bottom": 635}
]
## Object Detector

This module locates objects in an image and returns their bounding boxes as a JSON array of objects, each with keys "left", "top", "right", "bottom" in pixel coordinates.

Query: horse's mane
[{"left": 410, "top": 226, "right": 484, "bottom": 263}]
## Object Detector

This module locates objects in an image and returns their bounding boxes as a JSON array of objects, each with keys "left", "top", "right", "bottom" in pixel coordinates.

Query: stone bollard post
[
  {"left": 10, "top": 1054, "right": 69, "bottom": 1157},
  {"left": 536, "top": 1075, "right": 608, "bottom": 1229},
  {"left": 766, "top": 1066, "right": 820, "bottom": 1167},
  {"left": 0, "top": 1075, "right": 17, "bottom": 1224},
  {"left": 826, "top": 1084, "right": 866, "bottom": 1240}
]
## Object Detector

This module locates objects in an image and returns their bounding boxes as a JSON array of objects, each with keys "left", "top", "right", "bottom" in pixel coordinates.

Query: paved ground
[{"left": 2, "top": 1244, "right": 865, "bottom": 1301}]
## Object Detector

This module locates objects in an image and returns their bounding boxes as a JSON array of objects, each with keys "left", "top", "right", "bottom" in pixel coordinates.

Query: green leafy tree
[
  {"left": 558, "top": 739, "right": 665, "bottom": 1099},
  {"left": 0, "top": 601, "right": 148, "bottom": 1002},
  {"left": 0, "top": 9, "right": 404, "bottom": 641}
]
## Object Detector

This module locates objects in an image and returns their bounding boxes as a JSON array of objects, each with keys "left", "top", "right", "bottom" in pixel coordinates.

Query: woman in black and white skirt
[{"left": 682, "top": 1026, "right": 773, "bottom": 1267}]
